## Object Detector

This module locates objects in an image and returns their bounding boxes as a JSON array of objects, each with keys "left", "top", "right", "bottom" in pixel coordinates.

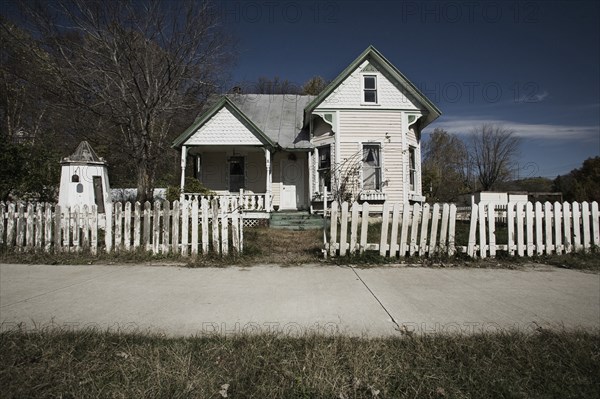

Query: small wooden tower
[{"left": 58, "top": 141, "right": 111, "bottom": 213}]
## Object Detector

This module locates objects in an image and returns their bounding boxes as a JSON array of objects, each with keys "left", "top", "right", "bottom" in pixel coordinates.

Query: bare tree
[
  {"left": 15, "top": 0, "right": 235, "bottom": 202},
  {"left": 302, "top": 76, "right": 328, "bottom": 95},
  {"left": 470, "top": 124, "right": 520, "bottom": 191}
]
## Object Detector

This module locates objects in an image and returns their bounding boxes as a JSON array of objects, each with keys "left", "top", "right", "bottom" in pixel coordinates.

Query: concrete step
[{"left": 269, "top": 211, "right": 325, "bottom": 230}]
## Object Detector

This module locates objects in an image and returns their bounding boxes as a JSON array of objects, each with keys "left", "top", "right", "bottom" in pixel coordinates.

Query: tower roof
[{"left": 62, "top": 141, "right": 105, "bottom": 164}]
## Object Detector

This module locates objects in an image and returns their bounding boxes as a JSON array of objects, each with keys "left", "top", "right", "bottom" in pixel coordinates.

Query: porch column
[
  {"left": 307, "top": 150, "right": 313, "bottom": 205},
  {"left": 264, "top": 148, "right": 272, "bottom": 212},
  {"left": 180, "top": 145, "right": 188, "bottom": 192}
]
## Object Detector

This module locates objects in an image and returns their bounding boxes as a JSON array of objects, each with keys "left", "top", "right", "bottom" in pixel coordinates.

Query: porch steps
[{"left": 269, "top": 211, "right": 325, "bottom": 230}]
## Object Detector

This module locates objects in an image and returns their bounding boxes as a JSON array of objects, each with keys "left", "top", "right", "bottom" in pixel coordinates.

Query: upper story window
[{"left": 363, "top": 75, "right": 377, "bottom": 103}]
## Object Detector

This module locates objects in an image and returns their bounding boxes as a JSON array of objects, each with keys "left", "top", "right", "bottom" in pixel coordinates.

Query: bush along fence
[
  {"left": 0, "top": 199, "right": 243, "bottom": 256},
  {"left": 325, "top": 201, "right": 600, "bottom": 258}
]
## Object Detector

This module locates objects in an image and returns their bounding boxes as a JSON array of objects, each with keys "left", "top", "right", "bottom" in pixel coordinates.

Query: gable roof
[
  {"left": 172, "top": 97, "right": 276, "bottom": 149},
  {"left": 305, "top": 45, "right": 442, "bottom": 127}
]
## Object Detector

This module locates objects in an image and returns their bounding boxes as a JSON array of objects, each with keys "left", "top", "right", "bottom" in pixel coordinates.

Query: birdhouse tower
[{"left": 58, "top": 141, "right": 111, "bottom": 213}]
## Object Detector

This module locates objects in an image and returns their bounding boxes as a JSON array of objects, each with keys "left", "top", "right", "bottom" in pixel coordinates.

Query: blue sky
[{"left": 220, "top": 0, "right": 600, "bottom": 179}]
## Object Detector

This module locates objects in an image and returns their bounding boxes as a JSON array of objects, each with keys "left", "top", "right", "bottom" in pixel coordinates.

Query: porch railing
[{"left": 181, "top": 191, "right": 270, "bottom": 212}]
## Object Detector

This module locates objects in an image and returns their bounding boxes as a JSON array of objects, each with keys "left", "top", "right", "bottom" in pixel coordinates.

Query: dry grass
[{"left": 1, "top": 327, "right": 598, "bottom": 398}]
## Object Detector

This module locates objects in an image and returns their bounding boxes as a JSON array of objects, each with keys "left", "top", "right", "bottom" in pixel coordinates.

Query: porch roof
[{"left": 227, "top": 94, "right": 315, "bottom": 150}]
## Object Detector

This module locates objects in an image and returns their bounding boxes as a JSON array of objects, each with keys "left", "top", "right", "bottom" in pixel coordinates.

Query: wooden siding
[
  {"left": 184, "top": 107, "right": 262, "bottom": 146},
  {"left": 337, "top": 110, "right": 405, "bottom": 203},
  {"left": 200, "top": 150, "right": 266, "bottom": 194}
]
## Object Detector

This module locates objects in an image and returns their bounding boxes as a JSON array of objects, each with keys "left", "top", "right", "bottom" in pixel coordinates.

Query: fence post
[
  {"left": 507, "top": 202, "right": 515, "bottom": 256},
  {"left": 428, "top": 204, "right": 440, "bottom": 256},
  {"left": 114, "top": 202, "right": 122, "bottom": 251},
  {"left": 82, "top": 205, "right": 90, "bottom": 251},
  {"left": 400, "top": 203, "right": 411, "bottom": 257},
  {"left": 172, "top": 200, "right": 180, "bottom": 254},
  {"left": 379, "top": 201, "right": 390, "bottom": 257},
  {"left": 525, "top": 202, "right": 534, "bottom": 257},
  {"left": 181, "top": 200, "right": 189, "bottom": 256},
  {"left": 6, "top": 203, "right": 15, "bottom": 247},
  {"left": 339, "top": 202, "right": 349, "bottom": 256},
  {"left": 231, "top": 209, "right": 240, "bottom": 253},
  {"left": 220, "top": 198, "right": 229, "bottom": 256},
  {"left": 105, "top": 202, "right": 113, "bottom": 253},
  {"left": 201, "top": 198, "right": 209, "bottom": 254},
  {"left": 44, "top": 204, "right": 52, "bottom": 252},
  {"left": 35, "top": 203, "right": 43, "bottom": 249},
  {"left": 439, "top": 203, "right": 450, "bottom": 251},
  {"left": 534, "top": 202, "right": 543, "bottom": 255},
  {"left": 124, "top": 202, "right": 132, "bottom": 251},
  {"left": 134, "top": 202, "right": 141, "bottom": 250},
  {"left": 544, "top": 202, "right": 553, "bottom": 255},
  {"left": 211, "top": 198, "right": 220, "bottom": 254},
  {"left": 26, "top": 203, "right": 34, "bottom": 249},
  {"left": 572, "top": 202, "right": 581, "bottom": 251},
  {"left": 16, "top": 202, "right": 25, "bottom": 249},
  {"left": 143, "top": 201, "right": 151, "bottom": 252},
  {"left": 389, "top": 203, "right": 400, "bottom": 257}
]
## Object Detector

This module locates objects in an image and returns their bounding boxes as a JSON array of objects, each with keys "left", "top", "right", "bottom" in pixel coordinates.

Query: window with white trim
[
  {"left": 317, "top": 145, "right": 331, "bottom": 192},
  {"left": 363, "top": 75, "right": 377, "bottom": 103},
  {"left": 408, "top": 146, "right": 416, "bottom": 191},
  {"left": 363, "top": 144, "right": 381, "bottom": 190}
]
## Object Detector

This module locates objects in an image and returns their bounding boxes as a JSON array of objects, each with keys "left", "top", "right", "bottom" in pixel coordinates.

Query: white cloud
[{"left": 425, "top": 117, "right": 600, "bottom": 141}]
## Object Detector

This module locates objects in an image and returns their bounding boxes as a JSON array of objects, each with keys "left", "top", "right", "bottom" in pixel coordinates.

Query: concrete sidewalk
[{"left": 1, "top": 263, "right": 598, "bottom": 336}]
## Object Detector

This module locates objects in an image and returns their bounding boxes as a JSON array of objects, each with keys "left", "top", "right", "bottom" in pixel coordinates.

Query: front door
[{"left": 280, "top": 156, "right": 304, "bottom": 210}]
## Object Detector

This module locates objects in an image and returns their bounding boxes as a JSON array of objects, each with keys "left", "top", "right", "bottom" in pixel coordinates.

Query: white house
[
  {"left": 58, "top": 141, "right": 111, "bottom": 213},
  {"left": 172, "top": 46, "right": 441, "bottom": 212}
]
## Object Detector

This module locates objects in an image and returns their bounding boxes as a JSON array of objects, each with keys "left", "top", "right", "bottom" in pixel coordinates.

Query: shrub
[
  {"left": 184, "top": 177, "right": 214, "bottom": 195},
  {"left": 166, "top": 186, "right": 181, "bottom": 202}
]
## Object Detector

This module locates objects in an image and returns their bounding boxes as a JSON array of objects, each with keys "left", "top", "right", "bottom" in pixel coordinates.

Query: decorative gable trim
[
  {"left": 172, "top": 97, "right": 276, "bottom": 149},
  {"left": 305, "top": 45, "right": 441, "bottom": 127}
]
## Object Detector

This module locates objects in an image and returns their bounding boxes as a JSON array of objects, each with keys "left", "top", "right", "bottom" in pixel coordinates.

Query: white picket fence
[
  {"left": 0, "top": 199, "right": 243, "bottom": 256},
  {"left": 326, "top": 200, "right": 600, "bottom": 258}
]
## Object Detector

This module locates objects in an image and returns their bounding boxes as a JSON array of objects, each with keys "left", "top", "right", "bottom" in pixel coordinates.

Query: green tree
[
  {"left": 553, "top": 157, "right": 600, "bottom": 202},
  {"left": 422, "top": 128, "right": 472, "bottom": 202}
]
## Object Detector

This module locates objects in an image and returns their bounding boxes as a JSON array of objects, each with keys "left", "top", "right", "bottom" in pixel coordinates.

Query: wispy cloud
[
  {"left": 425, "top": 117, "right": 600, "bottom": 141},
  {"left": 515, "top": 90, "right": 549, "bottom": 103}
]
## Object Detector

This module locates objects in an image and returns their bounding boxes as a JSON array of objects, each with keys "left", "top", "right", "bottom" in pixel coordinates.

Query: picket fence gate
[
  {"left": 325, "top": 200, "right": 600, "bottom": 258},
  {"left": 0, "top": 199, "right": 243, "bottom": 256}
]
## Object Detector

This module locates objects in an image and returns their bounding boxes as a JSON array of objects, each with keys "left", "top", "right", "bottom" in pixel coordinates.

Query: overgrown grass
[{"left": 1, "top": 327, "right": 598, "bottom": 398}]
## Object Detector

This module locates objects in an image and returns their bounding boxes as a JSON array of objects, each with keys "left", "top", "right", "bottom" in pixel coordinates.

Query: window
[
  {"left": 409, "top": 146, "right": 416, "bottom": 191},
  {"left": 363, "top": 144, "right": 381, "bottom": 190},
  {"left": 229, "top": 156, "right": 244, "bottom": 192},
  {"left": 363, "top": 75, "right": 377, "bottom": 103},
  {"left": 317, "top": 145, "right": 331, "bottom": 192}
]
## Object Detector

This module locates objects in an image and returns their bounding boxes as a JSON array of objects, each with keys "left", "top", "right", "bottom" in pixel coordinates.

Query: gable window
[
  {"left": 363, "top": 75, "right": 377, "bottom": 103},
  {"left": 409, "top": 146, "right": 416, "bottom": 191},
  {"left": 363, "top": 144, "right": 381, "bottom": 190},
  {"left": 318, "top": 145, "right": 331, "bottom": 192},
  {"left": 229, "top": 156, "right": 245, "bottom": 192}
]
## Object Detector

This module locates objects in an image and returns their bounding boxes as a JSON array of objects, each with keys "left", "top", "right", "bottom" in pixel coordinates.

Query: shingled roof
[{"left": 62, "top": 141, "right": 105, "bottom": 164}]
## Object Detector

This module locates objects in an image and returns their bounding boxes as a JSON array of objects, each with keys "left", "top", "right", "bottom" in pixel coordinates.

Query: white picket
[
  {"left": 152, "top": 201, "right": 161, "bottom": 255},
  {"left": 220, "top": 205, "right": 228, "bottom": 256},
  {"left": 105, "top": 202, "right": 113, "bottom": 253},
  {"left": 581, "top": 202, "right": 591, "bottom": 250},
  {"left": 123, "top": 202, "right": 131, "bottom": 251},
  {"left": 488, "top": 203, "right": 496, "bottom": 258},
  {"left": 439, "top": 203, "right": 449, "bottom": 250},
  {"left": 182, "top": 200, "right": 189, "bottom": 256},
  {"left": 553, "top": 202, "right": 562, "bottom": 254},
  {"left": 359, "top": 202, "right": 369, "bottom": 254},
  {"left": 44, "top": 204, "right": 52, "bottom": 252},
  {"left": 507, "top": 202, "right": 515, "bottom": 256},
  {"left": 191, "top": 199, "right": 199, "bottom": 255},
  {"left": 231, "top": 210, "right": 240, "bottom": 253},
  {"left": 0, "top": 202, "right": 5, "bottom": 245},
  {"left": 26, "top": 203, "right": 34, "bottom": 249},
  {"left": 35, "top": 203, "right": 43, "bottom": 249},
  {"left": 201, "top": 198, "right": 209, "bottom": 254},
  {"left": 478, "top": 203, "right": 487, "bottom": 258},
  {"left": 211, "top": 199, "right": 220, "bottom": 254},
  {"left": 526, "top": 202, "right": 534, "bottom": 257},
  {"left": 572, "top": 202, "right": 582, "bottom": 251},
  {"left": 419, "top": 203, "right": 430, "bottom": 257},
  {"left": 563, "top": 202, "right": 572, "bottom": 253},
  {"left": 134, "top": 202, "right": 141, "bottom": 249},
  {"left": 448, "top": 204, "right": 457, "bottom": 256},
  {"left": 429, "top": 203, "right": 440, "bottom": 256},
  {"left": 172, "top": 200, "right": 180, "bottom": 254},
  {"left": 534, "top": 202, "right": 543, "bottom": 255},
  {"left": 389, "top": 203, "right": 400, "bottom": 257},
  {"left": 162, "top": 200, "right": 170, "bottom": 254},
  {"left": 350, "top": 202, "right": 359, "bottom": 254},
  {"left": 339, "top": 202, "right": 349, "bottom": 256},
  {"left": 467, "top": 204, "right": 478, "bottom": 258},
  {"left": 592, "top": 201, "right": 600, "bottom": 247},
  {"left": 409, "top": 203, "right": 420, "bottom": 256},
  {"left": 329, "top": 201, "right": 338, "bottom": 257},
  {"left": 516, "top": 202, "right": 525, "bottom": 257},
  {"left": 16, "top": 203, "right": 25, "bottom": 249},
  {"left": 379, "top": 202, "right": 390, "bottom": 257},
  {"left": 400, "top": 203, "right": 411, "bottom": 257},
  {"left": 143, "top": 201, "right": 151, "bottom": 252},
  {"left": 544, "top": 202, "right": 553, "bottom": 255}
]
